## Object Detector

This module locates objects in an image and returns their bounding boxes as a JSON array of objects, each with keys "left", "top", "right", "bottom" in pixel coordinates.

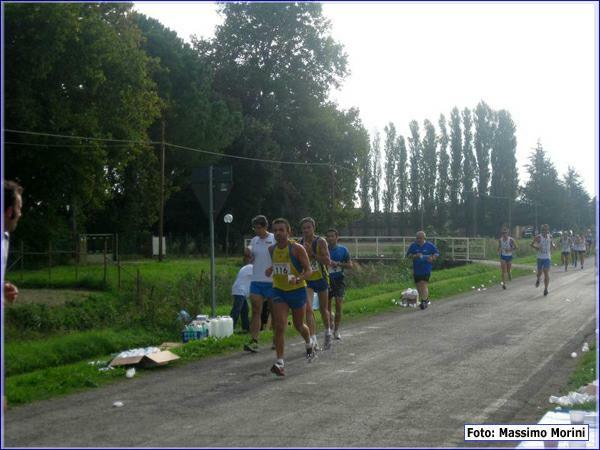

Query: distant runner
[
  {"left": 560, "top": 231, "right": 572, "bottom": 272},
  {"left": 498, "top": 227, "right": 518, "bottom": 289},
  {"left": 325, "top": 228, "right": 353, "bottom": 340},
  {"left": 406, "top": 231, "right": 440, "bottom": 310},
  {"left": 532, "top": 224, "right": 555, "bottom": 296}
]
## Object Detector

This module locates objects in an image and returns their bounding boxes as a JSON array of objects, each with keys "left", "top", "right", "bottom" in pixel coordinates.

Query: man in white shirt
[
  {"left": 244, "top": 215, "right": 275, "bottom": 353},
  {"left": 230, "top": 253, "right": 252, "bottom": 332},
  {"left": 3, "top": 180, "right": 23, "bottom": 305}
]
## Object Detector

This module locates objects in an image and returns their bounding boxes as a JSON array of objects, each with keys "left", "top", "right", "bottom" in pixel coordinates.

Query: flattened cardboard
[{"left": 110, "top": 350, "right": 180, "bottom": 368}]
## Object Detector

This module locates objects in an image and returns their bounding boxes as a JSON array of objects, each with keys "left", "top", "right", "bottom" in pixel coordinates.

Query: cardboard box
[{"left": 109, "top": 350, "right": 180, "bottom": 368}]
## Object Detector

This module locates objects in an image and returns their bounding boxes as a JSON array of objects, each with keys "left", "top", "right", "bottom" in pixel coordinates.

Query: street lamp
[{"left": 224, "top": 213, "right": 233, "bottom": 256}]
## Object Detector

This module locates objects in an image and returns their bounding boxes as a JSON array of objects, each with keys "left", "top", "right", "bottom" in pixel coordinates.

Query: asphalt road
[{"left": 4, "top": 264, "right": 597, "bottom": 447}]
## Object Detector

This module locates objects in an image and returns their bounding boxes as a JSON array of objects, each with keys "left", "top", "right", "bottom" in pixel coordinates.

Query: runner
[
  {"left": 531, "top": 224, "right": 555, "bottom": 296},
  {"left": 575, "top": 232, "right": 586, "bottom": 269},
  {"left": 497, "top": 227, "right": 518, "bottom": 289},
  {"left": 243, "top": 215, "right": 275, "bottom": 353},
  {"left": 266, "top": 218, "right": 315, "bottom": 376},
  {"left": 570, "top": 231, "right": 578, "bottom": 268},
  {"left": 405, "top": 231, "right": 440, "bottom": 310},
  {"left": 560, "top": 231, "right": 572, "bottom": 272},
  {"left": 325, "top": 228, "right": 353, "bottom": 340},
  {"left": 299, "top": 217, "right": 332, "bottom": 350},
  {"left": 585, "top": 228, "right": 593, "bottom": 257}
]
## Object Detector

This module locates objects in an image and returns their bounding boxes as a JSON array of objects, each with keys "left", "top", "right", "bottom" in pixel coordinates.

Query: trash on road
[
  {"left": 126, "top": 368, "right": 136, "bottom": 378},
  {"left": 113, "top": 401, "right": 124, "bottom": 408},
  {"left": 110, "top": 346, "right": 179, "bottom": 368},
  {"left": 571, "top": 352, "right": 578, "bottom": 358}
]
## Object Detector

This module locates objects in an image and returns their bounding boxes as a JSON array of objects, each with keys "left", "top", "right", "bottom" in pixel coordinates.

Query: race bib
[
  {"left": 273, "top": 263, "right": 291, "bottom": 276},
  {"left": 310, "top": 259, "right": 319, "bottom": 271}
]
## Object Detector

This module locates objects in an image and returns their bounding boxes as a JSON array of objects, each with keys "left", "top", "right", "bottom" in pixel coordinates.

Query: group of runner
[
  {"left": 243, "top": 215, "right": 352, "bottom": 377},
  {"left": 498, "top": 224, "right": 594, "bottom": 297}
]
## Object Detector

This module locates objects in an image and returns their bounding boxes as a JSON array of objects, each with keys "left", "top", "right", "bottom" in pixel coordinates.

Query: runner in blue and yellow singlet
[
  {"left": 265, "top": 218, "right": 315, "bottom": 376},
  {"left": 299, "top": 217, "right": 333, "bottom": 350}
]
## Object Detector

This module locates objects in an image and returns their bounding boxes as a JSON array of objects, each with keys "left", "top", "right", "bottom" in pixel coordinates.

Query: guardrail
[{"left": 243, "top": 236, "right": 487, "bottom": 261}]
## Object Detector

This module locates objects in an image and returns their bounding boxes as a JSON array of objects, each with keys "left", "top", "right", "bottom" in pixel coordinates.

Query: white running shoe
[{"left": 334, "top": 331, "right": 342, "bottom": 340}]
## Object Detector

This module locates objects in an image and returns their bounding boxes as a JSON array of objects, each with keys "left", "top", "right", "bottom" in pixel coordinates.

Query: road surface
[{"left": 4, "top": 265, "right": 597, "bottom": 447}]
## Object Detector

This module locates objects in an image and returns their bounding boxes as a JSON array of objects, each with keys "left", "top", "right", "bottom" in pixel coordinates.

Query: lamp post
[{"left": 224, "top": 213, "right": 233, "bottom": 256}]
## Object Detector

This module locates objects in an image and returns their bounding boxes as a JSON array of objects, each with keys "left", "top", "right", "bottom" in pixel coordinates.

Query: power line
[
  {"left": 4, "top": 141, "right": 135, "bottom": 148},
  {"left": 4, "top": 128, "right": 354, "bottom": 171}
]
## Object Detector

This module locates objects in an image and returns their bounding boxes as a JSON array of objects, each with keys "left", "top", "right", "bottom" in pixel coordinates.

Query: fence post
[
  {"left": 75, "top": 239, "right": 79, "bottom": 282},
  {"left": 48, "top": 241, "right": 52, "bottom": 286},
  {"left": 482, "top": 238, "right": 486, "bottom": 259},
  {"left": 20, "top": 241, "right": 24, "bottom": 283},
  {"left": 103, "top": 239, "right": 108, "bottom": 285},
  {"left": 452, "top": 239, "right": 455, "bottom": 260},
  {"left": 467, "top": 238, "right": 470, "bottom": 261},
  {"left": 355, "top": 237, "right": 358, "bottom": 259},
  {"left": 376, "top": 237, "right": 379, "bottom": 257}
]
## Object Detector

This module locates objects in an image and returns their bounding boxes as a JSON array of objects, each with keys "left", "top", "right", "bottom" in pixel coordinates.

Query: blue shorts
[
  {"left": 500, "top": 255, "right": 513, "bottom": 262},
  {"left": 537, "top": 258, "right": 551, "bottom": 270},
  {"left": 306, "top": 278, "right": 329, "bottom": 293},
  {"left": 272, "top": 288, "right": 307, "bottom": 310},
  {"left": 249, "top": 281, "right": 273, "bottom": 299}
]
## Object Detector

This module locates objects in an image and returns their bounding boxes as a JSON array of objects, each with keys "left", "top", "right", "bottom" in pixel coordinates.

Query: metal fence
[{"left": 243, "top": 236, "right": 487, "bottom": 261}]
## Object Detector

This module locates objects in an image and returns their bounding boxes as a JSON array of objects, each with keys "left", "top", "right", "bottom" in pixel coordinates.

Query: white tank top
[
  {"left": 537, "top": 234, "right": 552, "bottom": 259},
  {"left": 249, "top": 233, "right": 275, "bottom": 282},
  {"left": 561, "top": 237, "right": 571, "bottom": 252},
  {"left": 499, "top": 237, "right": 514, "bottom": 256}
]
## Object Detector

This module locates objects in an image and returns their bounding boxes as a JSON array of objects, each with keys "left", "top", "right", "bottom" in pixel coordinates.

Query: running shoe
[
  {"left": 535, "top": 279, "right": 540, "bottom": 288},
  {"left": 306, "top": 344, "right": 316, "bottom": 362},
  {"left": 324, "top": 333, "right": 332, "bottom": 350},
  {"left": 243, "top": 341, "right": 259, "bottom": 353},
  {"left": 419, "top": 300, "right": 428, "bottom": 310},
  {"left": 270, "top": 363, "right": 285, "bottom": 377},
  {"left": 543, "top": 288, "right": 548, "bottom": 296},
  {"left": 334, "top": 331, "right": 342, "bottom": 340}
]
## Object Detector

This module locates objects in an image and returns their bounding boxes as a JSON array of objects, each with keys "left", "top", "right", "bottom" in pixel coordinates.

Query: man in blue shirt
[
  {"left": 326, "top": 228, "right": 352, "bottom": 340},
  {"left": 405, "top": 231, "right": 440, "bottom": 310}
]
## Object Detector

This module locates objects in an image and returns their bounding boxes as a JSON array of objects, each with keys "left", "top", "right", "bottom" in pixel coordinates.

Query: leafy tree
[
  {"left": 448, "top": 107, "right": 463, "bottom": 231},
  {"left": 521, "top": 141, "right": 562, "bottom": 230},
  {"left": 474, "top": 101, "right": 495, "bottom": 233},
  {"left": 371, "top": 131, "right": 382, "bottom": 213},
  {"left": 436, "top": 114, "right": 450, "bottom": 230},
  {"left": 4, "top": 3, "right": 161, "bottom": 247},
  {"left": 396, "top": 136, "right": 409, "bottom": 215},
  {"left": 382, "top": 122, "right": 398, "bottom": 232},
  {"left": 560, "top": 167, "right": 590, "bottom": 231},
  {"left": 490, "top": 109, "right": 518, "bottom": 232},
  {"left": 421, "top": 119, "right": 437, "bottom": 228},
  {"left": 462, "top": 108, "right": 476, "bottom": 235},
  {"left": 408, "top": 120, "right": 422, "bottom": 230},
  {"left": 198, "top": 2, "right": 359, "bottom": 234}
]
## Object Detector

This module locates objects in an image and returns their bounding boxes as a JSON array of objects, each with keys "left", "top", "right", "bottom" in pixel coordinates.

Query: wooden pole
[{"left": 159, "top": 120, "right": 165, "bottom": 262}]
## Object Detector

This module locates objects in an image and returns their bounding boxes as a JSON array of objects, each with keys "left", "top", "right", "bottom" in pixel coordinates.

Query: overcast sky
[{"left": 134, "top": 1, "right": 598, "bottom": 197}]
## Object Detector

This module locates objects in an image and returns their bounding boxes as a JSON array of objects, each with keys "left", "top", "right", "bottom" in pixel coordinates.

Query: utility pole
[{"left": 159, "top": 119, "right": 165, "bottom": 262}]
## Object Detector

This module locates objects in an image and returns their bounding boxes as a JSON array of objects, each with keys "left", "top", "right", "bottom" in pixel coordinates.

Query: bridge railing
[{"left": 243, "top": 236, "right": 487, "bottom": 261}]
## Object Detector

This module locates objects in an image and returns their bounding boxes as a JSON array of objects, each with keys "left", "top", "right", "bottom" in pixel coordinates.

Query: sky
[{"left": 134, "top": 1, "right": 598, "bottom": 197}]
